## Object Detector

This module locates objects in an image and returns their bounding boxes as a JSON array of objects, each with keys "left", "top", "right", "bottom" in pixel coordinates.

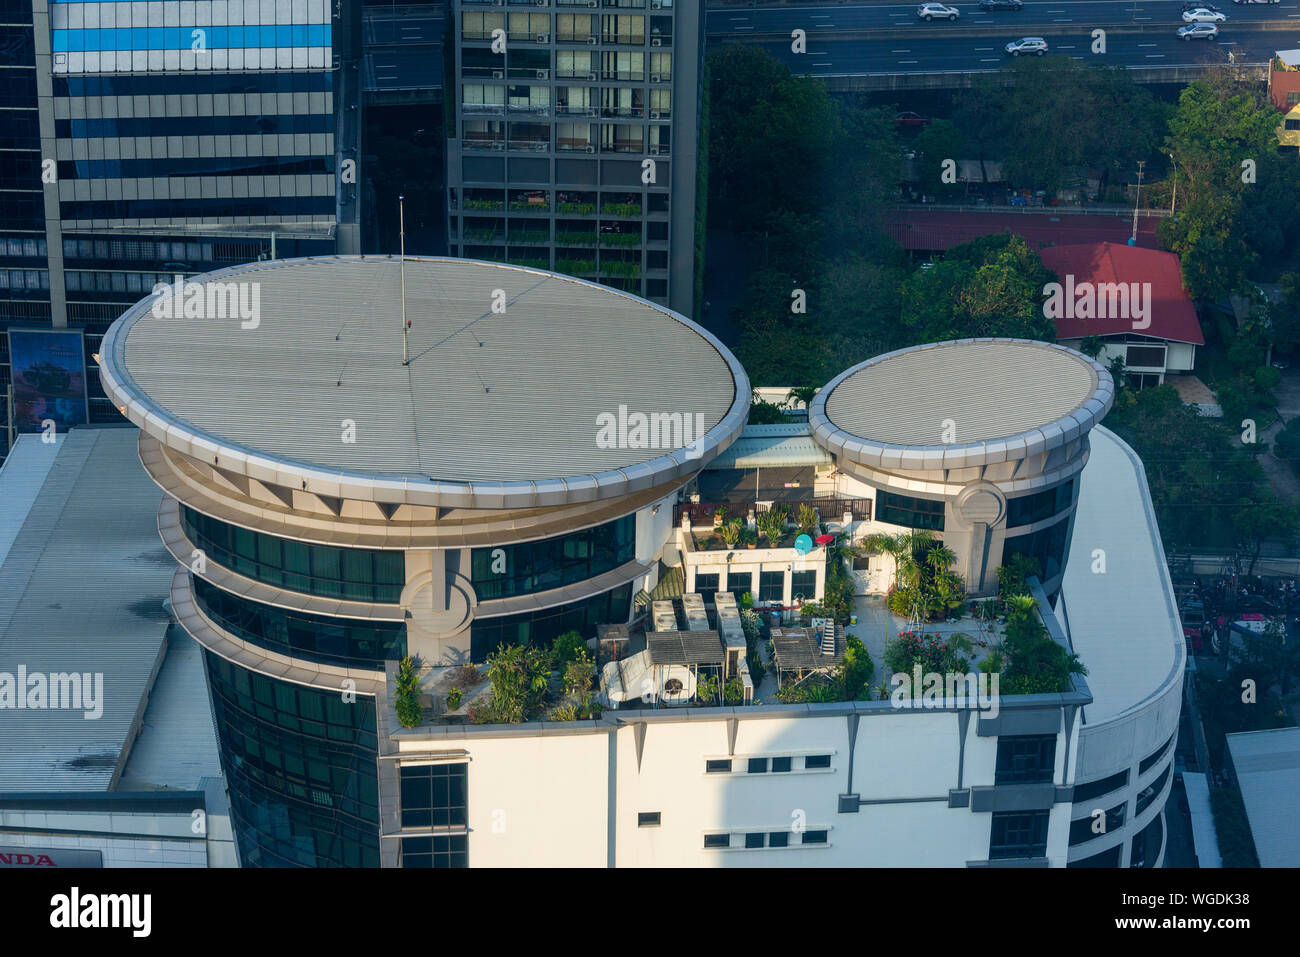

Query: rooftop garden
[{"left": 691, "top": 502, "right": 822, "bottom": 551}]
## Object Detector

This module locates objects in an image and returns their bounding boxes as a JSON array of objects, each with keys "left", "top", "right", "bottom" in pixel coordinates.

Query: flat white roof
[
  {"left": 1226, "top": 727, "right": 1300, "bottom": 867},
  {"left": 100, "top": 257, "right": 749, "bottom": 506},
  {"left": 0, "top": 428, "right": 171, "bottom": 791},
  {"left": 1058, "top": 426, "right": 1184, "bottom": 724},
  {"left": 810, "top": 339, "right": 1113, "bottom": 471}
]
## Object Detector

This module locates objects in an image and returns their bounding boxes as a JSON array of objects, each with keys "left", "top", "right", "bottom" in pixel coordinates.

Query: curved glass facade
[
  {"left": 1004, "top": 515, "right": 1071, "bottom": 583},
  {"left": 469, "top": 514, "right": 636, "bottom": 601},
  {"left": 1006, "top": 479, "right": 1074, "bottom": 529},
  {"left": 876, "top": 490, "right": 945, "bottom": 531},
  {"left": 470, "top": 582, "right": 632, "bottom": 661},
  {"left": 204, "top": 651, "right": 379, "bottom": 867},
  {"left": 192, "top": 575, "right": 406, "bottom": 670},
  {"left": 182, "top": 505, "right": 406, "bottom": 603}
]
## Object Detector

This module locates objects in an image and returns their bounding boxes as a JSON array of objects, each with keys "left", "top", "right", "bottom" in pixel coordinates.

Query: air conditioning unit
[
  {"left": 536, "top": 33, "right": 549, "bottom": 43},
  {"left": 536, "top": 69, "right": 549, "bottom": 79},
  {"left": 587, "top": 0, "right": 597, "bottom": 6},
  {"left": 536, "top": 0, "right": 548, "bottom": 5},
  {"left": 492, "top": 69, "right": 504, "bottom": 78},
  {"left": 649, "top": 110, "right": 660, "bottom": 119},
  {"left": 651, "top": 1, "right": 662, "bottom": 8},
  {"left": 587, "top": 36, "right": 597, "bottom": 45},
  {"left": 650, "top": 74, "right": 661, "bottom": 83},
  {"left": 492, "top": 0, "right": 503, "bottom": 5},
  {"left": 585, "top": 145, "right": 595, "bottom": 153},
  {"left": 650, "top": 38, "right": 661, "bottom": 46},
  {"left": 649, "top": 146, "right": 659, "bottom": 155},
  {"left": 493, "top": 142, "right": 505, "bottom": 150},
  {"left": 587, "top": 73, "right": 597, "bottom": 81}
]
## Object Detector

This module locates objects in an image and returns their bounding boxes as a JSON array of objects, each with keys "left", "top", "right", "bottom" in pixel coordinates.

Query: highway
[
  {"left": 707, "top": 1, "right": 1300, "bottom": 36},
  {"left": 706, "top": 1, "right": 1300, "bottom": 77}
]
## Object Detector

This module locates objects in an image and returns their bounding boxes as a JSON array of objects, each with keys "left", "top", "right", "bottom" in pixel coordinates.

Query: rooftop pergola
[{"left": 771, "top": 626, "right": 845, "bottom": 684}]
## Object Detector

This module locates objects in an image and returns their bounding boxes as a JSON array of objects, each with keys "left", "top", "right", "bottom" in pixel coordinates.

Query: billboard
[
  {"left": 7, "top": 328, "right": 89, "bottom": 435},
  {"left": 0, "top": 846, "right": 104, "bottom": 868}
]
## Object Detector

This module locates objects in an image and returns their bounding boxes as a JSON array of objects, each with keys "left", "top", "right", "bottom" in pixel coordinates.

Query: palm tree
[{"left": 785, "top": 385, "right": 819, "bottom": 410}]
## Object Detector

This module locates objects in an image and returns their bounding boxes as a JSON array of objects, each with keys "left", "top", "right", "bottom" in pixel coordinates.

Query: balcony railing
[{"left": 674, "top": 499, "right": 874, "bottom": 528}]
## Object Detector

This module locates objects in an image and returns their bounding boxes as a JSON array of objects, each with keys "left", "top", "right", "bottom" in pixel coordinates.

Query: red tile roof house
[{"left": 1038, "top": 242, "right": 1204, "bottom": 389}]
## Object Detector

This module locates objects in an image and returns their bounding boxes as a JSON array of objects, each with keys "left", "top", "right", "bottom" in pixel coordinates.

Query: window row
[
  {"left": 468, "top": 582, "right": 631, "bottom": 662},
  {"left": 1006, "top": 480, "right": 1074, "bottom": 529},
  {"left": 704, "top": 829, "right": 828, "bottom": 850},
  {"left": 183, "top": 505, "right": 406, "bottom": 603},
  {"left": 469, "top": 514, "right": 635, "bottom": 602},
  {"left": 462, "top": 120, "right": 670, "bottom": 153},
  {"left": 52, "top": 25, "right": 332, "bottom": 52},
  {"left": 0, "top": 236, "right": 47, "bottom": 259},
  {"left": 463, "top": 12, "right": 666, "bottom": 45},
  {"left": 55, "top": 155, "right": 332, "bottom": 181},
  {"left": 704, "top": 754, "right": 832, "bottom": 775},
  {"left": 876, "top": 490, "right": 946, "bottom": 531},
  {"left": 60, "top": 195, "right": 335, "bottom": 220},
  {"left": 464, "top": 48, "right": 673, "bottom": 80},
  {"left": 53, "top": 69, "right": 332, "bottom": 96},
  {"left": 55, "top": 113, "right": 334, "bottom": 137},
  {"left": 463, "top": 83, "right": 671, "bottom": 117},
  {"left": 192, "top": 575, "right": 407, "bottom": 670},
  {"left": 63, "top": 236, "right": 260, "bottom": 264},
  {"left": 0, "top": 269, "right": 50, "bottom": 291}
]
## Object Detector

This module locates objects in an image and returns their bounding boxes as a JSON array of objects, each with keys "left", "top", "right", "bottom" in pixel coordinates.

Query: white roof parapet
[
  {"left": 808, "top": 338, "right": 1114, "bottom": 472},
  {"left": 99, "top": 256, "right": 751, "bottom": 510}
]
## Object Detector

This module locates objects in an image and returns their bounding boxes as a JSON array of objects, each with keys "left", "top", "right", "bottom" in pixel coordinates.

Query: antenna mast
[{"left": 400, "top": 194, "right": 409, "bottom": 366}]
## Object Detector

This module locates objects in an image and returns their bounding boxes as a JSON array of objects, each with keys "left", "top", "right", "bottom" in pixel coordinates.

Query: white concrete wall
[{"left": 399, "top": 709, "right": 1079, "bottom": 867}]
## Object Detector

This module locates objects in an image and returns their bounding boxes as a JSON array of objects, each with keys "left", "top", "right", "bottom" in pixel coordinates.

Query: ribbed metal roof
[
  {"left": 99, "top": 257, "right": 749, "bottom": 508},
  {"left": 0, "top": 428, "right": 170, "bottom": 792},
  {"left": 809, "top": 338, "right": 1113, "bottom": 471}
]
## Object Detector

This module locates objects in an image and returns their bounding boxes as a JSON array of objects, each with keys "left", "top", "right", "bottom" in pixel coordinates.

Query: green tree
[
  {"left": 915, "top": 118, "right": 964, "bottom": 196},
  {"left": 900, "top": 234, "right": 1056, "bottom": 342}
]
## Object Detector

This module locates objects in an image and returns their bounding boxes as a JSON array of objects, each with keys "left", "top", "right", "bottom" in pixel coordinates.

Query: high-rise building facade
[
  {"left": 2, "top": 0, "right": 356, "bottom": 462},
  {"left": 445, "top": 0, "right": 703, "bottom": 314}
]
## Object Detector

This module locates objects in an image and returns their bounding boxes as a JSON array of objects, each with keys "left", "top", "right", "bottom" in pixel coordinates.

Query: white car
[
  {"left": 1177, "top": 22, "right": 1220, "bottom": 38},
  {"left": 1232, "top": 0, "right": 1278, "bottom": 4},
  {"left": 1005, "top": 36, "right": 1048, "bottom": 55},
  {"left": 917, "top": 3, "right": 960, "bottom": 20},
  {"left": 1182, "top": 7, "right": 1227, "bottom": 21}
]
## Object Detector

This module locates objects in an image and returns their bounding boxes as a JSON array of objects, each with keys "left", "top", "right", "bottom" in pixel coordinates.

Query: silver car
[
  {"left": 1177, "top": 22, "right": 1219, "bottom": 39},
  {"left": 1005, "top": 36, "right": 1049, "bottom": 55},
  {"left": 917, "top": 3, "right": 961, "bottom": 20}
]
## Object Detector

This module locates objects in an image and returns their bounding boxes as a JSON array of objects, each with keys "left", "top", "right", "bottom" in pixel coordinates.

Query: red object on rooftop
[
  {"left": 1037, "top": 242, "right": 1204, "bottom": 345},
  {"left": 814, "top": 534, "right": 836, "bottom": 546}
]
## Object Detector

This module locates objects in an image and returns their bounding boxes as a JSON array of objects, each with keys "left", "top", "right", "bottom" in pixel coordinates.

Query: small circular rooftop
[
  {"left": 809, "top": 339, "right": 1113, "bottom": 469},
  {"left": 99, "top": 256, "right": 748, "bottom": 506}
]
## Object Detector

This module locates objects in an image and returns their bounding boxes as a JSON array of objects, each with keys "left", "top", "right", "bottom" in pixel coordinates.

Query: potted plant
[
  {"left": 742, "top": 525, "right": 757, "bottom": 549},
  {"left": 720, "top": 519, "right": 742, "bottom": 548},
  {"left": 446, "top": 687, "right": 463, "bottom": 710}
]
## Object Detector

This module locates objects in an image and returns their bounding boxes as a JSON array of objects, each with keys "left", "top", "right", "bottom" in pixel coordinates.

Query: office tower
[{"left": 445, "top": 0, "right": 703, "bottom": 314}]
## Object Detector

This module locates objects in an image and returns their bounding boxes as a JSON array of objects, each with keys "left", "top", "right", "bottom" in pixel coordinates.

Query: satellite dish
[{"left": 794, "top": 534, "right": 814, "bottom": 555}]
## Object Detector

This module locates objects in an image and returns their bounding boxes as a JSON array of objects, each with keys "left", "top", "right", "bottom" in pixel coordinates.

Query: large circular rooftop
[
  {"left": 809, "top": 339, "right": 1113, "bottom": 470},
  {"left": 99, "top": 257, "right": 748, "bottom": 507}
]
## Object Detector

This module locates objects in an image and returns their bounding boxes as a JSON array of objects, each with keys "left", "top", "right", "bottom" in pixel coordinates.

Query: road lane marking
[
  {"left": 891, "top": 48, "right": 912, "bottom": 52},
  {"left": 980, "top": 57, "right": 1000, "bottom": 61},
  {"left": 1145, "top": 53, "right": 1165, "bottom": 57},
  {"left": 899, "top": 59, "right": 919, "bottom": 64}
]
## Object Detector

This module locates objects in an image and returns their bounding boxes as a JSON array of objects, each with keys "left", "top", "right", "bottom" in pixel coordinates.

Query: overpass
[{"left": 706, "top": 0, "right": 1300, "bottom": 88}]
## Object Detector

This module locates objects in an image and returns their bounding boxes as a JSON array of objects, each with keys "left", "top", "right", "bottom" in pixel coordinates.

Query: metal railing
[{"left": 675, "top": 498, "right": 872, "bottom": 528}]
